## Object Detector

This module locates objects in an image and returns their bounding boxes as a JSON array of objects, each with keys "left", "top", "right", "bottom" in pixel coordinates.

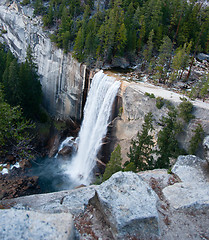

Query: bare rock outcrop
[
  {"left": 90, "top": 171, "right": 159, "bottom": 240},
  {"left": 0, "top": 209, "right": 75, "bottom": 240},
  {"left": 1, "top": 161, "right": 209, "bottom": 239},
  {"left": 163, "top": 155, "right": 209, "bottom": 210}
]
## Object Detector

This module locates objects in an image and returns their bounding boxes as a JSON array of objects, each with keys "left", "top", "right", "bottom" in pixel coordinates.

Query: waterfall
[{"left": 64, "top": 70, "right": 120, "bottom": 185}]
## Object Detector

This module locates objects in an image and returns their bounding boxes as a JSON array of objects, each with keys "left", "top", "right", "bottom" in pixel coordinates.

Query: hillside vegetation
[{"left": 22, "top": 0, "right": 209, "bottom": 69}]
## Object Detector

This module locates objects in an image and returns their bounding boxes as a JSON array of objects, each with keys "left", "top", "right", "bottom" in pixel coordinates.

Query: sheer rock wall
[{"left": 0, "top": 1, "right": 87, "bottom": 121}]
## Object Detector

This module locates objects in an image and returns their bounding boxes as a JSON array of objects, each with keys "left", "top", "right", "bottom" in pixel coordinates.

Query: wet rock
[
  {"left": 197, "top": 53, "right": 209, "bottom": 61},
  {"left": 19, "top": 159, "right": 31, "bottom": 170},
  {"left": 0, "top": 209, "right": 75, "bottom": 240},
  {"left": 95, "top": 158, "right": 106, "bottom": 174},
  {"left": 5, "top": 155, "right": 15, "bottom": 164},
  {"left": 48, "top": 134, "right": 61, "bottom": 158},
  {"left": 58, "top": 145, "right": 74, "bottom": 157},
  {"left": 0, "top": 175, "right": 40, "bottom": 200},
  {"left": 89, "top": 171, "right": 159, "bottom": 240}
]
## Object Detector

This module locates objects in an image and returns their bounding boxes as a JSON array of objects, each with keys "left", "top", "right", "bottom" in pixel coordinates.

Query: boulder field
[{"left": 1, "top": 154, "right": 209, "bottom": 240}]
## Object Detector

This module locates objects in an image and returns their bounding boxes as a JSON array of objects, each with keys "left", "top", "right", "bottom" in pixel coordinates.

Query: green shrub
[
  {"left": 145, "top": 92, "right": 155, "bottom": 99},
  {"left": 21, "top": 0, "right": 30, "bottom": 6},
  {"left": 156, "top": 97, "right": 164, "bottom": 109},
  {"left": 54, "top": 120, "right": 67, "bottom": 131},
  {"left": 118, "top": 106, "right": 123, "bottom": 117},
  {"left": 1, "top": 29, "right": 7, "bottom": 34},
  {"left": 164, "top": 99, "right": 173, "bottom": 110},
  {"left": 189, "top": 74, "right": 209, "bottom": 100}
]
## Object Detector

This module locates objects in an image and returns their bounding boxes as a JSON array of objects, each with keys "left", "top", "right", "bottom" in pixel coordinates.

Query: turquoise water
[{"left": 28, "top": 157, "right": 76, "bottom": 193}]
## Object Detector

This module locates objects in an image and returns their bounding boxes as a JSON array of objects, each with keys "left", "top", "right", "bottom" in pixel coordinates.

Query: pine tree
[
  {"left": 103, "top": 144, "right": 123, "bottom": 181},
  {"left": 19, "top": 45, "right": 42, "bottom": 119},
  {"left": 143, "top": 29, "right": 154, "bottom": 68},
  {"left": 154, "top": 36, "right": 172, "bottom": 83},
  {"left": 33, "top": 0, "right": 45, "bottom": 16},
  {"left": 170, "top": 42, "right": 192, "bottom": 83},
  {"left": 43, "top": 1, "right": 54, "bottom": 27},
  {"left": 116, "top": 23, "right": 127, "bottom": 55},
  {"left": 73, "top": 27, "right": 85, "bottom": 61},
  {"left": 156, "top": 108, "right": 182, "bottom": 168},
  {"left": 137, "top": 15, "right": 146, "bottom": 53},
  {"left": 6, "top": 59, "right": 21, "bottom": 105},
  {"left": 127, "top": 112, "right": 155, "bottom": 171}
]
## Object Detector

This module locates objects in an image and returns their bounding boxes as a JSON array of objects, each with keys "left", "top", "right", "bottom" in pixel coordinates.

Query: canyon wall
[{"left": 0, "top": 1, "right": 87, "bottom": 121}]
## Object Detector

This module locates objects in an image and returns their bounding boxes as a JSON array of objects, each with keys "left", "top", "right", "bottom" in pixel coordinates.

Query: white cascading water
[{"left": 64, "top": 70, "right": 120, "bottom": 185}]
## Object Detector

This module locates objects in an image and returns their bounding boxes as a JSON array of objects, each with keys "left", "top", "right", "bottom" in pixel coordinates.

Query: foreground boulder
[
  {"left": 0, "top": 186, "right": 97, "bottom": 215},
  {"left": 163, "top": 155, "right": 209, "bottom": 210},
  {"left": 0, "top": 209, "right": 75, "bottom": 240},
  {"left": 90, "top": 171, "right": 159, "bottom": 240}
]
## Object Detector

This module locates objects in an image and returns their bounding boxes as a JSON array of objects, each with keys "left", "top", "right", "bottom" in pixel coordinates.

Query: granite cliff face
[
  {"left": 0, "top": 1, "right": 88, "bottom": 121},
  {"left": 113, "top": 79, "right": 209, "bottom": 162}
]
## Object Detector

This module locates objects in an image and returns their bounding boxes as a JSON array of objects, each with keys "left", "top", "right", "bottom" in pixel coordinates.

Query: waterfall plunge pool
[{"left": 29, "top": 71, "right": 120, "bottom": 193}]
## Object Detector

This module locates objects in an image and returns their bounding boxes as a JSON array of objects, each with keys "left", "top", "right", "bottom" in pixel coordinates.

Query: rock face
[
  {"left": 90, "top": 171, "right": 159, "bottom": 240},
  {"left": 0, "top": 209, "right": 75, "bottom": 240},
  {"left": 0, "top": 2, "right": 88, "bottom": 121},
  {"left": 114, "top": 81, "right": 209, "bottom": 161},
  {"left": 163, "top": 155, "right": 209, "bottom": 210},
  {"left": 114, "top": 83, "right": 168, "bottom": 162}
]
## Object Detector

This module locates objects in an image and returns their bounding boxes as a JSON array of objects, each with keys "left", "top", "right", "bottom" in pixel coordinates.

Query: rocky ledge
[{"left": 0, "top": 154, "right": 209, "bottom": 240}]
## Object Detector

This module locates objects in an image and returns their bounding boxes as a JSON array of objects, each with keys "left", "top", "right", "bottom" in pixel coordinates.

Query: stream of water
[
  {"left": 29, "top": 71, "right": 120, "bottom": 191},
  {"left": 63, "top": 70, "right": 120, "bottom": 186}
]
